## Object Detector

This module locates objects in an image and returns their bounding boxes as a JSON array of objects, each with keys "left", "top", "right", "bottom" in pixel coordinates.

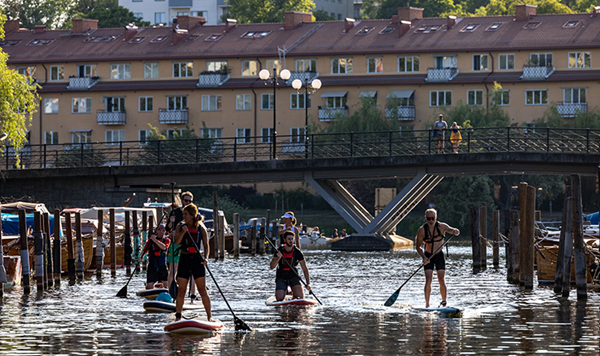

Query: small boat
[
  {"left": 265, "top": 295, "right": 318, "bottom": 306},
  {"left": 136, "top": 288, "right": 169, "bottom": 299},
  {"left": 413, "top": 306, "right": 464, "bottom": 317},
  {"left": 164, "top": 319, "right": 224, "bottom": 334},
  {"left": 143, "top": 300, "right": 204, "bottom": 313}
]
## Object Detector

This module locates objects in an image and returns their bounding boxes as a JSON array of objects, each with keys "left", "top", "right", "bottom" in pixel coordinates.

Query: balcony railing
[
  {"left": 385, "top": 106, "right": 416, "bottom": 121},
  {"left": 159, "top": 109, "right": 189, "bottom": 124},
  {"left": 556, "top": 102, "right": 587, "bottom": 118},
  {"left": 67, "top": 76, "right": 100, "bottom": 90},
  {"left": 318, "top": 106, "right": 348, "bottom": 121},
  {"left": 521, "top": 65, "right": 555, "bottom": 80},
  {"left": 282, "top": 142, "right": 306, "bottom": 156},
  {"left": 286, "top": 72, "right": 319, "bottom": 86},
  {"left": 196, "top": 73, "right": 230, "bottom": 88},
  {"left": 97, "top": 110, "right": 126, "bottom": 125},
  {"left": 426, "top": 68, "right": 458, "bottom": 82}
]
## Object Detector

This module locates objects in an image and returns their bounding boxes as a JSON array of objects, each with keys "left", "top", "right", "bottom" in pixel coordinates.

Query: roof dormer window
[
  {"left": 379, "top": 26, "right": 395, "bottom": 34},
  {"left": 150, "top": 36, "right": 167, "bottom": 43},
  {"left": 206, "top": 34, "right": 223, "bottom": 41},
  {"left": 524, "top": 22, "right": 541, "bottom": 29},
  {"left": 563, "top": 20, "right": 580, "bottom": 28},
  {"left": 460, "top": 24, "right": 479, "bottom": 32}
]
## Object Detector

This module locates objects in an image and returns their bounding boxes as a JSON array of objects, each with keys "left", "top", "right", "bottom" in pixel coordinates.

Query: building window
[
  {"left": 494, "top": 90, "right": 510, "bottom": 106},
  {"left": 71, "top": 131, "right": 91, "bottom": 144},
  {"left": 525, "top": 89, "right": 548, "bottom": 105},
  {"left": 191, "top": 11, "right": 205, "bottom": 17},
  {"left": 265, "top": 60, "right": 281, "bottom": 75},
  {"left": 430, "top": 90, "right": 452, "bottom": 107},
  {"left": 167, "top": 95, "right": 187, "bottom": 111},
  {"left": 472, "top": 54, "right": 489, "bottom": 71},
  {"left": 331, "top": 57, "right": 353, "bottom": 74},
  {"left": 154, "top": 12, "right": 166, "bottom": 24},
  {"left": 139, "top": 129, "right": 149, "bottom": 145},
  {"left": 261, "top": 93, "right": 274, "bottom": 110},
  {"left": 207, "top": 61, "right": 227, "bottom": 72},
  {"left": 177, "top": 11, "right": 188, "bottom": 16},
  {"left": 498, "top": 54, "right": 515, "bottom": 70},
  {"left": 139, "top": 96, "right": 153, "bottom": 112},
  {"left": 72, "top": 97, "right": 92, "bottom": 113},
  {"left": 173, "top": 62, "right": 193, "bottom": 78},
  {"left": 291, "top": 93, "right": 310, "bottom": 109},
  {"left": 133, "top": 12, "right": 143, "bottom": 18},
  {"left": 467, "top": 89, "right": 483, "bottom": 106},
  {"left": 326, "top": 96, "right": 347, "bottom": 109},
  {"left": 530, "top": 53, "right": 553, "bottom": 67},
  {"left": 201, "top": 95, "right": 222, "bottom": 111},
  {"left": 236, "top": 128, "right": 251, "bottom": 144},
  {"left": 110, "top": 63, "right": 131, "bottom": 79},
  {"left": 44, "top": 98, "right": 59, "bottom": 114},
  {"left": 568, "top": 52, "right": 591, "bottom": 69},
  {"left": 77, "top": 64, "right": 97, "bottom": 77},
  {"left": 105, "top": 97, "right": 125, "bottom": 112},
  {"left": 44, "top": 131, "right": 59, "bottom": 145},
  {"left": 291, "top": 127, "right": 306, "bottom": 143},
  {"left": 17, "top": 66, "right": 36, "bottom": 78},
  {"left": 398, "top": 56, "right": 419, "bottom": 72},
  {"left": 241, "top": 60, "right": 258, "bottom": 76},
  {"left": 167, "top": 129, "right": 184, "bottom": 139},
  {"left": 50, "top": 65, "right": 64, "bottom": 81},
  {"left": 236, "top": 94, "right": 251, "bottom": 111},
  {"left": 144, "top": 62, "right": 159, "bottom": 78},
  {"left": 295, "top": 59, "right": 316, "bottom": 73},
  {"left": 564, "top": 88, "right": 586, "bottom": 104},
  {"left": 434, "top": 56, "right": 456, "bottom": 69},
  {"left": 261, "top": 127, "right": 273, "bottom": 143},
  {"left": 201, "top": 128, "right": 222, "bottom": 139},
  {"left": 367, "top": 57, "right": 383, "bottom": 73},
  {"left": 105, "top": 130, "right": 125, "bottom": 145}
]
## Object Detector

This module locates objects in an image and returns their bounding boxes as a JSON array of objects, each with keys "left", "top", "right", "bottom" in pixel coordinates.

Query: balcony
[
  {"left": 159, "top": 109, "right": 189, "bottom": 124},
  {"left": 385, "top": 106, "right": 416, "bottom": 121},
  {"left": 318, "top": 106, "right": 348, "bottom": 121},
  {"left": 286, "top": 72, "right": 319, "bottom": 86},
  {"left": 97, "top": 110, "right": 126, "bottom": 125},
  {"left": 169, "top": 0, "right": 192, "bottom": 6},
  {"left": 556, "top": 102, "right": 587, "bottom": 118},
  {"left": 521, "top": 65, "right": 555, "bottom": 80},
  {"left": 196, "top": 73, "right": 230, "bottom": 88},
  {"left": 426, "top": 68, "right": 458, "bottom": 82},
  {"left": 67, "top": 76, "right": 99, "bottom": 90},
  {"left": 282, "top": 142, "right": 306, "bottom": 156}
]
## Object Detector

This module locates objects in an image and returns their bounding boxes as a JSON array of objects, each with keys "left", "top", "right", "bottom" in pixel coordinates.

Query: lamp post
[
  {"left": 259, "top": 68, "right": 291, "bottom": 159},
  {"left": 291, "top": 77, "right": 322, "bottom": 158}
]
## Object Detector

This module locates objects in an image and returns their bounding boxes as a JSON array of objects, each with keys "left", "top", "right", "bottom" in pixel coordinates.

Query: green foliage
[
  {"left": 482, "top": 0, "right": 572, "bottom": 16},
  {"left": 313, "top": 8, "right": 335, "bottom": 21},
  {"left": 224, "top": 0, "right": 315, "bottom": 24},
  {"left": 441, "top": 83, "right": 510, "bottom": 128},
  {"left": 53, "top": 146, "right": 107, "bottom": 168},
  {"left": 194, "top": 194, "right": 249, "bottom": 223},
  {"left": 534, "top": 105, "right": 600, "bottom": 129},
  {"left": 140, "top": 124, "right": 221, "bottom": 164},
  {"left": 1, "top": 0, "right": 73, "bottom": 29},
  {"left": 375, "top": 0, "right": 460, "bottom": 19},
  {"left": 316, "top": 97, "right": 397, "bottom": 133},
  {"left": 82, "top": 5, "right": 150, "bottom": 28}
]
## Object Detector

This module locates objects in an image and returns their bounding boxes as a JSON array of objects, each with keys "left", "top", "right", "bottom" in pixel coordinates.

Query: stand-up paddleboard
[
  {"left": 413, "top": 306, "right": 464, "bottom": 317},
  {"left": 266, "top": 295, "right": 318, "bottom": 306},
  {"left": 136, "top": 288, "right": 169, "bottom": 299},
  {"left": 164, "top": 319, "right": 224, "bottom": 335},
  {"left": 143, "top": 300, "right": 204, "bottom": 313}
]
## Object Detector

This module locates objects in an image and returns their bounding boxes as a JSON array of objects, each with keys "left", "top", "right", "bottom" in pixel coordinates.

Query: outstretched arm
[{"left": 439, "top": 222, "right": 460, "bottom": 236}]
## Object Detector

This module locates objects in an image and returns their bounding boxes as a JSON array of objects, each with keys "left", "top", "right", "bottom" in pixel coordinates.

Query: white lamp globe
[
  {"left": 311, "top": 79, "right": 322, "bottom": 90},
  {"left": 259, "top": 69, "right": 270, "bottom": 80},
  {"left": 280, "top": 69, "right": 291, "bottom": 80},
  {"left": 291, "top": 79, "right": 302, "bottom": 90}
]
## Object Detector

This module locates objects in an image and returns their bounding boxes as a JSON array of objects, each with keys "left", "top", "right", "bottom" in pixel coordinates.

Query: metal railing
[
  {"left": 97, "top": 110, "right": 126, "bottom": 125},
  {"left": 521, "top": 65, "right": 555, "bottom": 80},
  {"left": 67, "top": 76, "right": 99, "bottom": 90},
  {"left": 318, "top": 107, "right": 349, "bottom": 121},
  {"left": 385, "top": 106, "right": 416, "bottom": 121},
  {"left": 556, "top": 102, "right": 587, "bottom": 117},
  {"left": 5, "top": 127, "right": 600, "bottom": 170},
  {"left": 159, "top": 109, "right": 188, "bottom": 124},
  {"left": 426, "top": 68, "right": 458, "bottom": 82},
  {"left": 196, "top": 73, "right": 230, "bottom": 88}
]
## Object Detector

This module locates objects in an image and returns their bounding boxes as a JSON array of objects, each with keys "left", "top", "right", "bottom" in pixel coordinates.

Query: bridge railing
[{"left": 5, "top": 127, "right": 600, "bottom": 170}]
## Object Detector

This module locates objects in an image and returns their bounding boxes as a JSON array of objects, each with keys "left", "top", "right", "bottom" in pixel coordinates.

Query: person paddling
[
  {"left": 415, "top": 208, "right": 460, "bottom": 308},
  {"left": 174, "top": 204, "right": 212, "bottom": 321},
  {"left": 139, "top": 224, "right": 170, "bottom": 289},
  {"left": 270, "top": 231, "right": 311, "bottom": 301}
]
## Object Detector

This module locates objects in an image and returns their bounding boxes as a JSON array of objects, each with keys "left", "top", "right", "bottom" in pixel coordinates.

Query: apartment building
[
  {"left": 313, "top": 0, "right": 362, "bottom": 20},
  {"left": 2, "top": 5, "right": 599, "bottom": 150},
  {"left": 118, "top": 0, "right": 229, "bottom": 25}
]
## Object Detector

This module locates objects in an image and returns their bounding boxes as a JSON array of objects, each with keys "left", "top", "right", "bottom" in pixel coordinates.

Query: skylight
[
  {"left": 486, "top": 22, "right": 504, "bottom": 31},
  {"left": 150, "top": 36, "right": 167, "bottom": 43},
  {"left": 206, "top": 34, "right": 223, "bottom": 41},
  {"left": 524, "top": 22, "right": 541, "bottom": 29},
  {"left": 27, "top": 39, "right": 54, "bottom": 46},
  {"left": 241, "top": 31, "right": 270, "bottom": 39},
  {"left": 563, "top": 20, "right": 580, "bottom": 28},
  {"left": 130, "top": 37, "right": 145, "bottom": 43},
  {"left": 0, "top": 40, "right": 20, "bottom": 46},
  {"left": 415, "top": 25, "right": 443, "bottom": 33},
  {"left": 460, "top": 24, "right": 479, "bottom": 32},
  {"left": 379, "top": 26, "right": 395, "bottom": 34},
  {"left": 84, "top": 35, "right": 119, "bottom": 43},
  {"left": 357, "top": 26, "right": 374, "bottom": 35}
]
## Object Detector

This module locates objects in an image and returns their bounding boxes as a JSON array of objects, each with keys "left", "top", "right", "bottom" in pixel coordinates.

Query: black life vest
[
  {"left": 276, "top": 246, "right": 299, "bottom": 279},
  {"left": 423, "top": 222, "right": 444, "bottom": 247},
  {"left": 149, "top": 237, "right": 167, "bottom": 267}
]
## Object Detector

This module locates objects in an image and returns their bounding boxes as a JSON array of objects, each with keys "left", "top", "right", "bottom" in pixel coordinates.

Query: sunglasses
[
  {"left": 183, "top": 199, "right": 192, "bottom": 203},
  {"left": 426, "top": 216, "right": 436, "bottom": 221}
]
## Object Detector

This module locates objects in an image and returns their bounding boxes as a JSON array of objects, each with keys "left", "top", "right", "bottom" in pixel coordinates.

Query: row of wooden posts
[{"left": 469, "top": 174, "right": 589, "bottom": 300}]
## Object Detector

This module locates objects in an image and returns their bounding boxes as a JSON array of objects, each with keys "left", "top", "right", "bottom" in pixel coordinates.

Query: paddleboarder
[
  {"left": 270, "top": 231, "right": 311, "bottom": 301},
  {"left": 415, "top": 208, "right": 460, "bottom": 308},
  {"left": 139, "top": 224, "right": 170, "bottom": 289}
]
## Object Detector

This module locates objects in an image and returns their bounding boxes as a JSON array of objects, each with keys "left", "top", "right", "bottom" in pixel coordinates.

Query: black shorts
[
  {"left": 275, "top": 276, "right": 301, "bottom": 291},
  {"left": 424, "top": 251, "right": 446, "bottom": 271},
  {"left": 147, "top": 265, "right": 168, "bottom": 283},
  {"left": 177, "top": 254, "right": 206, "bottom": 280}
]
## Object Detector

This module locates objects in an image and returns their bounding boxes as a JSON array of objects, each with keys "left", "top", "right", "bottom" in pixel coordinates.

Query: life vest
[
  {"left": 181, "top": 227, "right": 202, "bottom": 254},
  {"left": 149, "top": 237, "right": 167, "bottom": 267},
  {"left": 276, "top": 246, "right": 299, "bottom": 279},
  {"left": 423, "top": 222, "right": 444, "bottom": 247}
]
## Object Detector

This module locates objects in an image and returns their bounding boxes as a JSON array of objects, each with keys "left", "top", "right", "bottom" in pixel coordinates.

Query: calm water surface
[{"left": 0, "top": 242, "right": 599, "bottom": 355}]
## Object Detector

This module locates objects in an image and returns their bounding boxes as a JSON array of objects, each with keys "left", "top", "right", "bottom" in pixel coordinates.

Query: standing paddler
[{"left": 270, "top": 231, "right": 311, "bottom": 301}]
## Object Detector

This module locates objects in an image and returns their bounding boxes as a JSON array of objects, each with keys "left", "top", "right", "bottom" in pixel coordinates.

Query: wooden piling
[
  {"left": 470, "top": 206, "right": 481, "bottom": 273},
  {"left": 53, "top": 209, "right": 61, "bottom": 285},
  {"left": 504, "top": 208, "right": 510, "bottom": 268},
  {"left": 554, "top": 188, "right": 571, "bottom": 294},
  {"left": 493, "top": 210, "right": 500, "bottom": 268},
  {"left": 142, "top": 211, "right": 148, "bottom": 270},
  {"left": 19, "top": 210, "right": 31, "bottom": 294},
  {"left": 132, "top": 210, "right": 139, "bottom": 270},
  {"left": 509, "top": 209, "right": 520, "bottom": 283},
  {"left": 266, "top": 209, "right": 272, "bottom": 249},
  {"left": 571, "top": 174, "right": 587, "bottom": 300},
  {"left": 64, "top": 212, "right": 76, "bottom": 284},
  {"left": 75, "top": 212, "right": 85, "bottom": 279},
  {"left": 259, "top": 217, "right": 266, "bottom": 255},
  {"left": 110, "top": 208, "right": 116, "bottom": 277},
  {"left": 218, "top": 215, "right": 225, "bottom": 260},
  {"left": 535, "top": 210, "right": 541, "bottom": 222},
  {"left": 480, "top": 205, "right": 487, "bottom": 270},
  {"left": 251, "top": 219, "right": 257, "bottom": 256},
  {"left": 33, "top": 212, "right": 44, "bottom": 292},
  {"left": 519, "top": 182, "right": 528, "bottom": 286},
  {"left": 124, "top": 211, "right": 131, "bottom": 274},
  {"left": 212, "top": 192, "right": 219, "bottom": 261},
  {"left": 233, "top": 213, "right": 240, "bottom": 257},
  {"left": 521, "top": 185, "right": 536, "bottom": 289},
  {"left": 95, "top": 209, "right": 103, "bottom": 278},
  {"left": 43, "top": 213, "right": 53, "bottom": 288}
]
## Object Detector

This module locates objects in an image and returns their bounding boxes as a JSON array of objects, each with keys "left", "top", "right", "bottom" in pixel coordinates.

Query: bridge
[{"left": 2, "top": 127, "right": 599, "bottom": 250}]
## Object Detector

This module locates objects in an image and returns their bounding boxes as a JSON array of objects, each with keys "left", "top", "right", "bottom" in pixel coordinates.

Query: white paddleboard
[
  {"left": 164, "top": 319, "right": 224, "bottom": 334},
  {"left": 265, "top": 295, "right": 318, "bottom": 306}
]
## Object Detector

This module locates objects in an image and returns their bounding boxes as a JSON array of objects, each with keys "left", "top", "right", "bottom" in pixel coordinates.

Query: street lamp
[
  {"left": 291, "top": 78, "right": 322, "bottom": 158},
  {"left": 259, "top": 68, "right": 291, "bottom": 159}
]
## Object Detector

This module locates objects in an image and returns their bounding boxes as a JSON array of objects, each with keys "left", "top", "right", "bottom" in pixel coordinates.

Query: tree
[
  {"left": 1, "top": 0, "right": 73, "bottom": 29},
  {"left": 224, "top": 0, "right": 315, "bottom": 24},
  {"left": 0, "top": 11, "right": 39, "bottom": 164},
  {"left": 313, "top": 8, "right": 335, "bottom": 21},
  {"left": 316, "top": 97, "right": 397, "bottom": 133},
  {"left": 81, "top": 5, "right": 150, "bottom": 28},
  {"left": 441, "top": 83, "right": 511, "bottom": 128},
  {"left": 375, "top": 0, "right": 460, "bottom": 19}
]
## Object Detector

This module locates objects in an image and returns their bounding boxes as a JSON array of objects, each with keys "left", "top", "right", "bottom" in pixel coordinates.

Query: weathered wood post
[
  {"left": 218, "top": 215, "right": 225, "bottom": 260},
  {"left": 33, "top": 211, "right": 44, "bottom": 292},
  {"left": 110, "top": 208, "right": 116, "bottom": 277},
  {"left": 259, "top": 217, "right": 266, "bottom": 255},
  {"left": 0, "top": 208, "right": 6, "bottom": 297},
  {"left": 213, "top": 192, "right": 219, "bottom": 261},
  {"left": 520, "top": 185, "right": 535, "bottom": 289},
  {"left": 132, "top": 210, "right": 139, "bottom": 270},
  {"left": 43, "top": 213, "right": 53, "bottom": 288},
  {"left": 75, "top": 212, "right": 85, "bottom": 280},
  {"left": 509, "top": 209, "right": 520, "bottom": 283},
  {"left": 95, "top": 209, "right": 104, "bottom": 278},
  {"left": 142, "top": 211, "right": 148, "bottom": 270},
  {"left": 124, "top": 211, "right": 131, "bottom": 275},
  {"left": 251, "top": 219, "right": 257, "bottom": 256},
  {"left": 480, "top": 205, "right": 488, "bottom": 271},
  {"left": 554, "top": 186, "right": 572, "bottom": 294},
  {"left": 535, "top": 210, "right": 541, "bottom": 222},
  {"left": 518, "top": 182, "right": 528, "bottom": 286},
  {"left": 571, "top": 174, "right": 587, "bottom": 300},
  {"left": 504, "top": 208, "right": 510, "bottom": 268},
  {"left": 233, "top": 213, "right": 240, "bottom": 257},
  {"left": 64, "top": 212, "right": 76, "bottom": 284},
  {"left": 266, "top": 209, "right": 272, "bottom": 252},
  {"left": 53, "top": 209, "right": 61, "bottom": 285},
  {"left": 274, "top": 219, "right": 280, "bottom": 247},
  {"left": 19, "top": 210, "right": 31, "bottom": 294},
  {"left": 493, "top": 210, "right": 500, "bottom": 268},
  {"left": 470, "top": 206, "right": 481, "bottom": 273}
]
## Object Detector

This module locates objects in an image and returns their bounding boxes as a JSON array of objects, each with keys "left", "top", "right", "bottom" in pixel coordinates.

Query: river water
[{"left": 0, "top": 241, "right": 599, "bottom": 355}]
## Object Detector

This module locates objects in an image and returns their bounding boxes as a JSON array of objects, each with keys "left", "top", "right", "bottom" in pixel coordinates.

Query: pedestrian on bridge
[
  {"left": 433, "top": 114, "right": 448, "bottom": 153},
  {"left": 415, "top": 208, "right": 460, "bottom": 308},
  {"left": 450, "top": 122, "right": 462, "bottom": 154}
]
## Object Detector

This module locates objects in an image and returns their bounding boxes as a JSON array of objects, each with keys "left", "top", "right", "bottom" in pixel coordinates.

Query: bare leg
[
  {"left": 291, "top": 284, "right": 305, "bottom": 299},
  {"left": 145, "top": 281, "right": 153, "bottom": 289},
  {"left": 195, "top": 276, "right": 212, "bottom": 320},
  {"left": 275, "top": 288, "right": 287, "bottom": 301},
  {"left": 189, "top": 276, "right": 196, "bottom": 302},
  {"left": 437, "top": 269, "right": 447, "bottom": 304},
  {"left": 424, "top": 269, "right": 433, "bottom": 308},
  {"left": 175, "top": 277, "right": 189, "bottom": 320}
]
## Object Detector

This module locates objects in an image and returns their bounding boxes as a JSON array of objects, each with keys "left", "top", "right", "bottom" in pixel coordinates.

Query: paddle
[
  {"left": 116, "top": 263, "right": 140, "bottom": 297},
  {"left": 384, "top": 234, "right": 455, "bottom": 307},
  {"left": 168, "top": 182, "right": 179, "bottom": 299},
  {"left": 183, "top": 229, "right": 252, "bottom": 332},
  {"left": 264, "top": 234, "right": 323, "bottom": 305}
]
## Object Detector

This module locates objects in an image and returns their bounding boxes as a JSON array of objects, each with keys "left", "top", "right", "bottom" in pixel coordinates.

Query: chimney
[
  {"left": 34, "top": 25, "right": 46, "bottom": 33},
  {"left": 344, "top": 18, "right": 355, "bottom": 32},
  {"left": 447, "top": 16, "right": 456, "bottom": 30},
  {"left": 398, "top": 20, "right": 411, "bottom": 37},
  {"left": 398, "top": 6, "right": 424, "bottom": 22},
  {"left": 391, "top": 14, "right": 399, "bottom": 25},
  {"left": 515, "top": 4, "right": 537, "bottom": 21},
  {"left": 225, "top": 18, "right": 237, "bottom": 32},
  {"left": 4, "top": 19, "right": 20, "bottom": 34},
  {"left": 284, "top": 11, "right": 312, "bottom": 30},
  {"left": 125, "top": 23, "right": 138, "bottom": 41},
  {"left": 593, "top": 6, "right": 600, "bottom": 17},
  {"left": 72, "top": 18, "right": 98, "bottom": 33},
  {"left": 172, "top": 29, "right": 188, "bottom": 45},
  {"left": 172, "top": 17, "right": 179, "bottom": 30},
  {"left": 177, "top": 15, "right": 206, "bottom": 30}
]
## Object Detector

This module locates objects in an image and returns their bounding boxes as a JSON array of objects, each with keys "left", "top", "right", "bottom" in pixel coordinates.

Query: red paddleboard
[
  {"left": 164, "top": 319, "right": 224, "bottom": 334},
  {"left": 265, "top": 295, "right": 318, "bottom": 306}
]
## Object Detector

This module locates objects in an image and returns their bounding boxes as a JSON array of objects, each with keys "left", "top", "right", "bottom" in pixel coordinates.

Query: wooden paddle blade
[
  {"left": 234, "top": 317, "right": 252, "bottom": 332},
  {"left": 384, "top": 288, "right": 400, "bottom": 307},
  {"left": 116, "top": 286, "right": 128, "bottom": 298}
]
